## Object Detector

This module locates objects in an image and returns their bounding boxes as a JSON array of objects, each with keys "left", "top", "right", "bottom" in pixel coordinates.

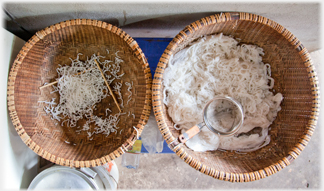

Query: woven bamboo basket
[
  {"left": 153, "top": 12, "right": 320, "bottom": 182},
  {"left": 7, "top": 19, "right": 152, "bottom": 168}
]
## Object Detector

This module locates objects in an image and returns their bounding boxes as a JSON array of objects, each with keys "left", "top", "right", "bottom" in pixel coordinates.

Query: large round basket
[
  {"left": 153, "top": 12, "right": 320, "bottom": 182},
  {"left": 7, "top": 19, "right": 152, "bottom": 168}
]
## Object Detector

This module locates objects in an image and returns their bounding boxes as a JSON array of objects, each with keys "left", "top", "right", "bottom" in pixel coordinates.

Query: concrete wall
[{"left": 2, "top": 2, "right": 321, "bottom": 52}]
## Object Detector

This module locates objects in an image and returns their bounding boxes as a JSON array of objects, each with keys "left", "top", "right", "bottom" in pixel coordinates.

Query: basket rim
[
  {"left": 152, "top": 12, "right": 320, "bottom": 182},
  {"left": 7, "top": 18, "right": 152, "bottom": 168}
]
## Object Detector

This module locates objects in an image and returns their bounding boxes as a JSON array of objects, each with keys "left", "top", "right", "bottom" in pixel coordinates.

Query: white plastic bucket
[{"left": 28, "top": 161, "right": 119, "bottom": 190}]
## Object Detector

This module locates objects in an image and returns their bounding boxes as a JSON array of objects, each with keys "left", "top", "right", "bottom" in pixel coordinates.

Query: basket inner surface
[{"left": 13, "top": 25, "right": 147, "bottom": 162}]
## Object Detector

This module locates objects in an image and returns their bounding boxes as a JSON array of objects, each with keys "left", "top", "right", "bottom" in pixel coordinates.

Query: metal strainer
[{"left": 169, "top": 96, "right": 244, "bottom": 149}]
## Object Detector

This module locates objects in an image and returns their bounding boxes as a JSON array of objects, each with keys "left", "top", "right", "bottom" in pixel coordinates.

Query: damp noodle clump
[{"left": 163, "top": 34, "right": 283, "bottom": 152}]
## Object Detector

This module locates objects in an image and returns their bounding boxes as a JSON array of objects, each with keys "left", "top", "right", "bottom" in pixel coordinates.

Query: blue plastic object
[
  {"left": 134, "top": 38, "right": 172, "bottom": 77},
  {"left": 134, "top": 38, "right": 174, "bottom": 154}
]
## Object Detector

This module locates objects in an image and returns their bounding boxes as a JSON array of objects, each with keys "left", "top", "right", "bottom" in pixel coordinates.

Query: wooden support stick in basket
[
  {"left": 95, "top": 59, "right": 122, "bottom": 113},
  {"left": 39, "top": 80, "right": 58, "bottom": 89}
]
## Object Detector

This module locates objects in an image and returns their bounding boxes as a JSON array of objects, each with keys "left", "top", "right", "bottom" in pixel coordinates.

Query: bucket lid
[{"left": 28, "top": 166, "right": 99, "bottom": 190}]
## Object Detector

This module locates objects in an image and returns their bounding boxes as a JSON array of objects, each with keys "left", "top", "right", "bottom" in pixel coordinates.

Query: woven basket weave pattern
[
  {"left": 8, "top": 19, "right": 152, "bottom": 168},
  {"left": 153, "top": 12, "right": 319, "bottom": 182}
]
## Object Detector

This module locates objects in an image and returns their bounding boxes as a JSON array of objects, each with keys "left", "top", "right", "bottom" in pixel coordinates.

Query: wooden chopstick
[
  {"left": 95, "top": 59, "right": 122, "bottom": 113},
  {"left": 39, "top": 80, "right": 59, "bottom": 89}
]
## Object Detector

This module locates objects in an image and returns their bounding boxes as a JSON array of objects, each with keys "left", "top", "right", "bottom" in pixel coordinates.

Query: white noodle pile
[
  {"left": 163, "top": 33, "right": 283, "bottom": 152},
  {"left": 113, "top": 82, "right": 124, "bottom": 108},
  {"left": 125, "top": 81, "right": 133, "bottom": 105},
  {"left": 39, "top": 51, "right": 134, "bottom": 139}
]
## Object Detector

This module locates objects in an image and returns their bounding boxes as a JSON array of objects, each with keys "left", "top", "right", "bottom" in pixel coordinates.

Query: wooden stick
[
  {"left": 95, "top": 59, "right": 122, "bottom": 113},
  {"left": 39, "top": 67, "right": 95, "bottom": 89},
  {"left": 39, "top": 80, "right": 59, "bottom": 89}
]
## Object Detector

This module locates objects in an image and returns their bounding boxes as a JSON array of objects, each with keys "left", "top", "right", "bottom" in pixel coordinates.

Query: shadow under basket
[
  {"left": 7, "top": 19, "right": 152, "bottom": 168},
  {"left": 152, "top": 12, "right": 320, "bottom": 182}
]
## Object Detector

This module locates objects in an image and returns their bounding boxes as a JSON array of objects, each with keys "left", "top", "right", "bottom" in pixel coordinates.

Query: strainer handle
[{"left": 178, "top": 122, "right": 205, "bottom": 143}]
